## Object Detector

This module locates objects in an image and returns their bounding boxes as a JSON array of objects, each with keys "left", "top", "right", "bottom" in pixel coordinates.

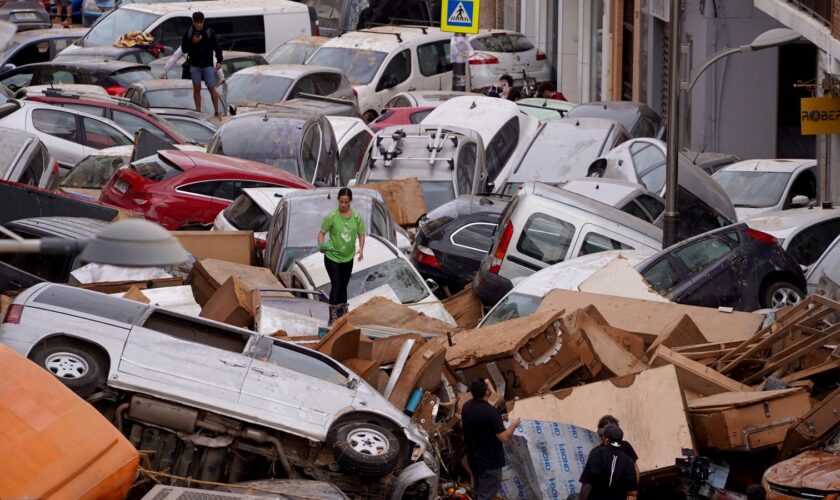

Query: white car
[
  {"left": 560, "top": 178, "right": 665, "bottom": 225},
  {"left": 711, "top": 159, "right": 817, "bottom": 220},
  {"left": 290, "top": 235, "right": 456, "bottom": 325},
  {"left": 0, "top": 99, "right": 133, "bottom": 175},
  {"left": 479, "top": 250, "right": 655, "bottom": 327},
  {"left": 420, "top": 95, "right": 539, "bottom": 188},
  {"left": 384, "top": 90, "right": 481, "bottom": 109},
  {"left": 225, "top": 64, "right": 356, "bottom": 113},
  {"left": 805, "top": 234, "right": 840, "bottom": 293},
  {"left": 0, "top": 126, "right": 60, "bottom": 189},
  {"left": 213, "top": 187, "right": 298, "bottom": 246},
  {"left": 326, "top": 115, "right": 374, "bottom": 184},
  {"left": 467, "top": 29, "right": 550, "bottom": 91},
  {"left": 741, "top": 207, "right": 840, "bottom": 269},
  {"left": 307, "top": 26, "right": 454, "bottom": 122}
]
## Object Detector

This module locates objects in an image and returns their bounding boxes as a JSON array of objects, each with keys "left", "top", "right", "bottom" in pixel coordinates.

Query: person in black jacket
[
  {"left": 580, "top": 425, "right": 638, "bottom": 500},
  {"left": 181, "top": 11, "right": 223, "bottom": 118}
]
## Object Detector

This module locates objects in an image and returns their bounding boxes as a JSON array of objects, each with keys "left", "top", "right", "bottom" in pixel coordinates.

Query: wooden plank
[
  {"left": 571, "top": 309, "right": 647, "bottom": 378},
  {"left": 650, "top": 345, "right": 753, "bottom": 396},
  {"left": 764, "top": 324, "right": 840, "bottom": 365},
  {"left": 780, "top": 359, "right": 840, "bottom": 383},
  {"left": 687, "top": 388, "right": 803, "bottom": 410},
  {"left": 509, "top": 365, "right": 694, "bottom": 474},
  {"left": 743, "top": 326, "right": 840, "bottom": 384}
]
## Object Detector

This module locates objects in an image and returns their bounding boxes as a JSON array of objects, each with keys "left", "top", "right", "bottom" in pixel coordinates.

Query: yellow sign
[
  {"left": 441, "top": 0, "right": 480, "bottom": 34},
  {"left": 801, "top": 96, "right": 840, "bottom": 135}
]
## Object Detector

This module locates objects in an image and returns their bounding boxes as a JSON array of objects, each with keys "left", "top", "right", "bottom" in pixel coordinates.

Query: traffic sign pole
[{"left": 441, "top": 0, "right": 479, "bottom": 92}]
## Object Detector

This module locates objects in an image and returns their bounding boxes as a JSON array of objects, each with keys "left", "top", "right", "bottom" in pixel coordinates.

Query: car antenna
[{"left": 469, "top": 100, "right": 476, "bottom": 109}]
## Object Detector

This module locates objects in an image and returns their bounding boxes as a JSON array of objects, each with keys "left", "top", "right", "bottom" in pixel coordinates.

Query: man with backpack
[
  {"left": 181, "top": 11, "right": 223, "bottom": 118},
  {"left": 579, "top": 424, "right": 638, "bottom": 500}
]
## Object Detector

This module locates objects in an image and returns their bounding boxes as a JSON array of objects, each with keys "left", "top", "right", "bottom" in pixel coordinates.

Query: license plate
[
  {"left": 115, "top": 179, "right": 129, "bottom": 193},
  {"left": 13, "top": 12, "right": 38, "bottom": 20}
]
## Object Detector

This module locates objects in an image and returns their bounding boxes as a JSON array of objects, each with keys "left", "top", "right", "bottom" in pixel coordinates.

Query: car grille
[{"left": 768, "top": 482, "right": 832, "bottom": 499}]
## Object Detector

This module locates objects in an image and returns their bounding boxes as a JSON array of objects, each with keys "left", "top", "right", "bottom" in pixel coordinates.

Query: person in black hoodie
[
  {"left": 579, "top": 425, "right": 638, "bottom": 500},
  {"left": 181, "top": 11, "right": 223, "bottom": 118}
]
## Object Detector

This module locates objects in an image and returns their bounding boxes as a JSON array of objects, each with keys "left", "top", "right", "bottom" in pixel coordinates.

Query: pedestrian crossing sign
[{"left": 441, "top": 0, "right": 480, "bottom": 34}]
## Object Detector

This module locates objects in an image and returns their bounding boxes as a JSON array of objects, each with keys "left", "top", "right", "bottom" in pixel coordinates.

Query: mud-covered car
[{"left": 0, "top": 282, "right": 438, "bottom": 499}]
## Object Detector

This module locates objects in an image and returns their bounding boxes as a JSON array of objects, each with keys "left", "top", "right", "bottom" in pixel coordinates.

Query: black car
[
  {"left": 0, "top": 28, "right": 88, "bottom": 71},
  {"left": 412, "top": 195, "right": 507, "bottom": 293},
  {"left": 0, "top": 60, "right": 153, "bottom": 95},
  {"left": 566, "top": 101, "right": 665, "bottom": 139},
  {"left": 638, "top": 223, "right": 807, "bottom": 311},
  {"left": 52, "top": 45, "right": 161, "bottom": 65}
]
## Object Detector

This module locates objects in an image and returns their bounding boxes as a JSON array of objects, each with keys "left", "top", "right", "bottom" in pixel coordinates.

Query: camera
[{"left": 675, "top": 449, "right": 711, "bottom": 500}]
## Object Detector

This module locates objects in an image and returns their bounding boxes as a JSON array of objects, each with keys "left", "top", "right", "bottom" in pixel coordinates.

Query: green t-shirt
[{"left": 320, "top": 209, "right": 365, "bottom": 263}]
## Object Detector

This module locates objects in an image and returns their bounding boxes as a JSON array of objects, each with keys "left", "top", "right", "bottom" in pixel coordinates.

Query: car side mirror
[
  {"left": 791, "top": 195, "right": 810, "bottom": 207},
  {"left": 425, "top": 278, "right": 439, "bottom": 293}
]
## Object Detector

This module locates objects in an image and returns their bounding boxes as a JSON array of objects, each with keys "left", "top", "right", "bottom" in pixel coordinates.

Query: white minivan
[
  {"left": 62, "top": 0, "right": 314, "bottom": 58},
  {"left": 307, "top": 26, "right": 456, "bottom": 122}
]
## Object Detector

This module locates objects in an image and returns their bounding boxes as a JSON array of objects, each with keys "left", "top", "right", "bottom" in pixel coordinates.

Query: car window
[
  {"left": 486, "top": 117, "right": 519, "bottom": 182},
  {"left": 636, "top": 194, "right": 664, "bottom": 220},
  {"left": 300, "top": 124, "right": 322, "bottom": 183},
  {"left": 481, "top": 291, "right": 542, "bottom": 326},
  {"left": 621, "top": 200, "right": 652, "bottom": 223},
  {"left": 642, "top": 257, "right": 681, "bottom": 293},
  {"left": 786, "top": 168, "right": 817, "bottom": 206},
  {"left": 150, "top": 16, "right": 192, "bottom": 51},
  {"left": 308, "top": 47, "right": 387, "bottom": 86},
  {"left": 165, "top": 117, "right": 215, "bottom": 144},
  {"left": 470, "top": 33, "right": 534, "bottom": 52},
  {"left": 179, "top": 180, "right": 223, "bottom": 197},
  {"left": 338, "top": 131, "right": 371, "bottom": 186},
  {"left": 32, "top": 108, "right": 80, "bottom": 144},
  {"left": 228, "top": 57, "right": 262, "bottom": 74},
  {"left": 214, "top": 180, "right": 282, "bottom": 201},
  {"left": 266, "top": 339, "right": 348, "bottom": 385},
  {"left": 113, "top": 110, "right": 168, "bottom": 141},
  {"left": 211, "top": 16, "right": 266, "bottom": 53},
  {"left": 143, "top": 311, "right": 248, "bottom": 353},
  {"left": 410, "top": 109, "right": 432, "bottom": 123},
  {"left": 224, "top": 194, "right": 269, "bottom": 231},
  {"left": 456, "top": 143, "right": 476, "bottom": 194},
  {"left": 62, "top": 154, "right": 127, "bottom": 188},
  {"left": 631, "top": 142, "right": 666, "bottom": 177},
  {"left": 131, "top": 153, "right": 183, "bottom": 181},
  {"left": 516, "top": 213, "right": 575, "bottom": 264},
  {"left": 268, "top": 205, "right": 286, "bottom": 268},
  {"left": 452, "top": 222, "right": 496, "bottom": 252},
  {"left": 319, "top": 257, "right": 429, "bottom": 304},
  {"left": 787, "top": 219, "right": 840, "bottom": 267},
  {"left": 377, "top": 49, "right": 411, "bottom": 91},
  {"left": 46, "top": 69, "right": 75, "bottom": 84},
  {"left": 578, "top": 232, "right": 632, "bottom": 256},
  {"left": 417, "top": 40, "right": 451, "bottom": 77},
  {"left": 673, "top": 235, "right": 736, "bottom": 276},
  {"left": 386, "top": 95, "right": 412, "bottom": 108},
  {"left": 312, "top": 73, "right": 341, "bottom": 95},
  {"left": 2, "top": 69, "right": 35, "bottom": 90},
  {"left": 82, "top": 116, "right": 131, "bottom": 149},
  {"left": 21, "top": 146, "right": 48, "bottom": 186},
  {"left": 640, "top": 165, "right": 666, "bottom": 194},
  {"left": 33, "top": 285, "right": 148, "bottom": 323},
  {"left": 631, "top": 116, "right": 657, "bottom": 139},
  {"left": 370, "top": 203, "right": 388, "bottom": 238},
  {"left": 289, "top": 75, "right": 318, "bottom": 99}
]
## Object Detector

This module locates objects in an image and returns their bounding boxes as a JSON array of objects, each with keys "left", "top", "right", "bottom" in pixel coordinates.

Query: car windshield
[
  {"left": 307, "top": 47, "right": 386, "bottom": 85},
  {"left": 481, "top": 292, "right": 542, "bottom": 326},
  {"left": 224, "top": 194, "right": 269, "bottom": 231},
  {"left": 162, "top": 116, "right": 216, "bottom": 144},
  {"left": 112, "top": 69, "right": 154, "bottom": 87},
  {"left": 82, "top": 9, "right": 158, "bottom": 47},
  {"left": 419, "top": 180, "right": 456, "bottom": 212},
  {"left": 470, "top": 33, "right": 534, "bottom": 52},
  {"left": 210, "top": 120, "right": 305, "bottom": 175},
  {"left": 712, "top": 170, "right": 792, "bottom": 208},
  {"left": 144, "top": 88, "right": 217, "bottom": 115},
  {"left": 319, "top": 258, "right": 429, "bottom": 304},
  {"left": 509, "top": 124, "right": 610, "bottom": 184},
  {"left": 62, "top": 154, "right": 128, "bottom": 188},
  {"left": 288, "top": 197, "right": 372, "bottom": 247},
  {"left": 267, "top": 43, "right": 322, "bottom": 65},
  {"left": 226, "top": 75, "right": 294, "bottom": 106}
]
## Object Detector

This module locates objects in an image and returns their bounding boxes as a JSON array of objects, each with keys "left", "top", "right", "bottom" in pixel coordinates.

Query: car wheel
[
  {"left": 362, "top": 110, "right": 378, "bottom": 124},
  {"left": 762, "top": 281, "right": 804, "bottom": 309},
  {"left": 332, "top": 422, "right": 400, "bottom": 477},
  {"left": 31, "top": 339, "right": 107, "bottom": 397}
]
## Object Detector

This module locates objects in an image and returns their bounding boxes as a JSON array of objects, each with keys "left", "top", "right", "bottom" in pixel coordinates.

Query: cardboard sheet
[
  {"left": 578, "top": 258, "right": 670, "bottom": 303},
  {"left": 174, "top": 231, "right": 256, "bottom": 265},
  {"left": 358, "top": 178, "right": 426, "bottom": 227}
]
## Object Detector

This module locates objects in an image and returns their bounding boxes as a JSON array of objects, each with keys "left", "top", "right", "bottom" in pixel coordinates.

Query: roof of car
[
  {"left": 287, "top": 36, "right": 330, "bottom": 45},
  {"left": 568, "top": 100, "right": 659, "bottom": 119},
  {"left": 129, "top": 79, "right": 200, "bottom": 91},
  {"left": 283, "top": 186, "right": 383, "bottom": 203},
  {"left": 326, "top": 26, "right": 448, "bottom": 52},
  {"left": 325, "top": 116, "right": 369, "bottom": 143},
  {"left": 421, "top": 95, "right": 538, "bottom": 145},
  {"left": 0, "top": 126, "right": 38, "bottom": 146},
  {"left": 395, "top": 90, "right": 480, "bottom": 105},
  {"left": 121, "top": 0, "right": 307, "bottom": 15},
  {"left": 158, "top": 150, "right": 312, "bottom": 184},
  {"left": 234, "top": 64, "right": 341, "bottom": 79},
  {"left": 424, "top": 194, "right": 508, "bottom": 220},
  {"left": 561, "top": 178, "right": 657, "bottom": 208},
  {"left": 54, "top": 46, "right": 144, "bottom": 56},
  {"left": 15, "top": 60, "right": 150, "bottom": 73},
  {"left": 742, "top": 207, "right": 840, "bottom": 240},
  {"left": 717, "top": 159, "right": 816, "bottom": 174},
  {"left": 242, "top": 187, "right": 298, "bottom": 213},
  {"left": 522, "top": 181, "right": 663, "bottom": 241},
  {"left": 7, "top": 216, "right": 108, "bottom": 239},
  {"left": 10, "top": 28, "right": 87, "bottom": 45}
]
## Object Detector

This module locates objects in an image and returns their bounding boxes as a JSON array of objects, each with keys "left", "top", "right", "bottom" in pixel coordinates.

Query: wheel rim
[
  {"left": 347, "top": 428, "right": 390, "bottom": 456},
  {"left": 771, "top": 287, "right": 801, "bottom": 309},
  {"left": 44, "top": 352, "right": 89, "bottom": 379}
]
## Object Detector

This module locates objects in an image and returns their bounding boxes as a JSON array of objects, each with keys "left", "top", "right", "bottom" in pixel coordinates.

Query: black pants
[{"left": 324, "top": 256, "right": 353, "bottom": 305}]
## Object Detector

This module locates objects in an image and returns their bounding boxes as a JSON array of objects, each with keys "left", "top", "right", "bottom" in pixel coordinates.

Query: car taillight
[
  {"left": 3, "top": 304, "right": 23, "bottom": 324},
  {"left": 536, "top": 50, "right": 547, "bottom": 61},
  {"left": 747, "top": 228, "right": 777, "bottom": 245},
  {"left": 469, "top": 53, "right": 500, "bottom": 65},
  {"left": 352, "top": 88, "right": 358, "bottom": 98},
  {"left": 413, "top": 245, "right": 441, "bottom": 269},
  {"left": 489, "top": 222, "right": 513, "bottom": 274},
  {"left": 256, "top": 238, "right": 267, "bottom": 250},
  {"left": 51, "top": 160, "right": 59, "bottom": 177},
  {"left": 105, "top": 85, "right": 127, "bottom": 96}
]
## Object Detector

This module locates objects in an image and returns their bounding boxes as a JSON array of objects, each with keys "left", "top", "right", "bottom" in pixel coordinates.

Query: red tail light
[
  {"left": 51, "top": 160, "right": 59, "bottom": 177},
  {"left": 256, "top": 238, "right": 267, "bottom": 250},
  {"left": 313, "top": 25, "right": 320, "bottom": 36},
  {"left": 105, "top": 86, "right": 127, "bottom": 96},
  {"left": 469, "top": 53, "right": 500, "bottom": 65},
  {"left": 413, "top": 245, "right": 441, "bottom": 269},
  {"left": 489, "top": 222, "right": 513, "bottom": 274},
  {"left": 747, "top": 228, "right": 777, "bottom": 245},
  {"left": 3, "top": 304, "right": 23, "bottom": 324},
  {"left": 536, "top": 50, "right": 547, "bottom": 61}
]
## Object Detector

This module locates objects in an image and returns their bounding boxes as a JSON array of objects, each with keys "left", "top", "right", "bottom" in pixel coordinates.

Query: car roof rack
[
  {"left": 355, "top": 29, "right": 402, "bottom": 42},
  {"left": 372, "top": 127, "right": 457, "bottom": 169}
]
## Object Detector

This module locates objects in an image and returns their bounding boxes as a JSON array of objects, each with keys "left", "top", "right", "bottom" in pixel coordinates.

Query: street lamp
[
  {"left": 0, "top": 219, "right": 189, "bottom": 267},
  {"left": 663, "top": 24, "right": 803, "bottom": 248}
]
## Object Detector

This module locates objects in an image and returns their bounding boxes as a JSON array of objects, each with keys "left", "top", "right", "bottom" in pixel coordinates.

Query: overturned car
[{"left": 0, "top": 283, "right": 438, "bottom": 498}]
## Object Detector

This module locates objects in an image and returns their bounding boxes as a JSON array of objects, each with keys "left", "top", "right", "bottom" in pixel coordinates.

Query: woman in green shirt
[{"left": 318, "top": 188, "right": 366, "bottom": 324}]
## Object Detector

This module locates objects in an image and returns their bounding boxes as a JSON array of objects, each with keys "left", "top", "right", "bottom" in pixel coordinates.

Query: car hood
[
  {"left": 764, "top": 450, "right": 840, "bottom": 492},
  {"left": 735, "top": 206, "right": 773, "bottom": 221}
]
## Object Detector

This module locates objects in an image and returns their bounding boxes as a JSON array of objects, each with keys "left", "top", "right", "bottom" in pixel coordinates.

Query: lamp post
[
  {"left": 0, "top": 219, "right": 189, "bottom": 267},
  {"left": 662, "top": 25, "right": 803, "bottom": 248}
]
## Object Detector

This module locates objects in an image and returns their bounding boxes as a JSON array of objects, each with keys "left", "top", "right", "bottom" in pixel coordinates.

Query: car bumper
[{"left": 473, "top": 259, "right": 513, "bottom": 306}]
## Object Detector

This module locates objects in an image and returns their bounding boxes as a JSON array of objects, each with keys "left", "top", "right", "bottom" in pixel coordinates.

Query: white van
[
  {"left": 307, "top": 26, "right": 456, "bottom": 122},
  {"left": 63, "top": 0, "right": 314, "bottom": 57}
]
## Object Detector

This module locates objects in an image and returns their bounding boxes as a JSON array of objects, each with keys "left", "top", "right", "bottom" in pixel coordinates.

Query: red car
[
  {"left": 369, "top": 107, "right": 434, "bottom": 133},
  {"left": 26, "top": 90, "right": 191, "bottom": 145},
  {"left": 100, "top": 150, "right": 313, "bottom": 229}
]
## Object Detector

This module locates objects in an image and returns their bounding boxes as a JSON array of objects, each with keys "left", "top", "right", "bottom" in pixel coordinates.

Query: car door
[
  {"left": 573, "top": 225, "right": 634, "bottom": 257},
  {"left": 504, "top": 211, "right": 578, "bottom": 279},
  {"left": 448, "top": 219, "right": 498, "bottom": 279},
  {"left": 663, "top": 231, "right": 746, "bottom": 308},
  {"left": 373, "top": 49, "right": 412, "bottom": 112},
  {"left": 28, "top": 107, "right": 84, "bottom": 172},
  {"left": 118, "top": 310, "right": 253, "bottom": 409},
  {"left": 238, "top": 335, "right": 356, "bottom": 439},
  {"left": 175, "top": 180, "right": 226, "bottom": 226}
]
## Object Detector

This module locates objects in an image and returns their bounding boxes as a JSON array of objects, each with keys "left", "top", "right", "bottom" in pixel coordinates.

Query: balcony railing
[{"left": 788, "top": 0, "right": 833, "bottom": 26}]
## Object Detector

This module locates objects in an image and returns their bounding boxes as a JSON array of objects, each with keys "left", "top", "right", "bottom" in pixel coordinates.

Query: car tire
[
  {"left": 762, "top": 281, "right": 804, "bottom": 309},
  {"left": 363, "top": 110, "right": 378, "bottom": 124},
  {"left": 332, "top": 422, "right": 400, "bottom": 477},
  {"left": 30, "top": 339, "right": 107, "bottom": 397}
]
